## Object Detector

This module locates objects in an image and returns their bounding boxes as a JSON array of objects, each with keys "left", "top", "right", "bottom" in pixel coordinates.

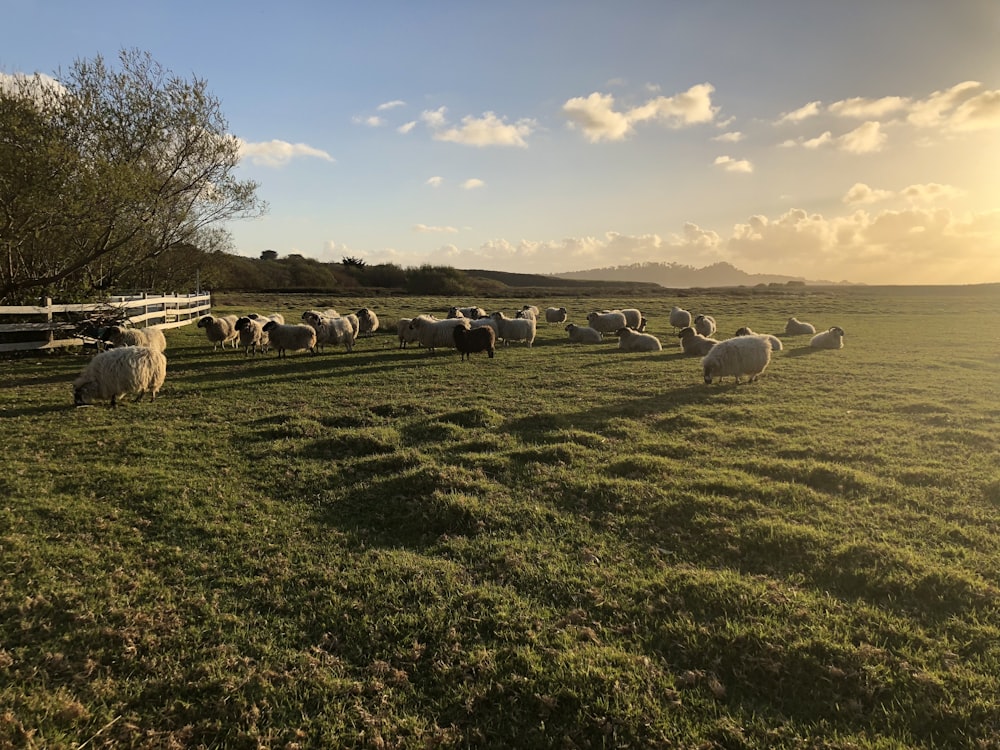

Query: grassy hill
[{"left": 2, "top": 286, "right": 999, "bottom": 747}]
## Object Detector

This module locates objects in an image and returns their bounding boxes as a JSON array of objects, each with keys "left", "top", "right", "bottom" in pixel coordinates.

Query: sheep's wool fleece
[{"left": 75, "top": 346, "right": 166, "bottom": 401}]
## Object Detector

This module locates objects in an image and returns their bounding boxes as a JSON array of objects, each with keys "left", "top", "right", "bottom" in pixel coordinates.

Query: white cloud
[
  {"left": 900, "top": 183, "right": 963, "bottom": 202},
  {"left": 948, "top": 89, "right": 1000, "bottom": 132},
  {"left": 843, "top": 183, "right": 893, "bottom": 205},
  {"left": 837, "top": 121, "right": 886, "bottom": 153},
  {"left": 461, "top": 178, "right": 485, "bottom": 190},
  {"left": 377, "top": 100, "right": 406, "bottom": 111},
  {"left": 563, "top": 83, "right": 718, "bottom": 143},
  {"left": 906, "top": 81, "right": 982, "bottom": 127},
  {"left": 713, "top": 155, "right": 753, "bottom": 173},
  {"left": 777, "top": 101, "right": 822, "bottom": 124},
  {"left": 352, "top": 115, "right": 383, "bottom": 127},
  {"left": 421, "top": 107, "right": 448, "bottom": 128},
  {"left": 397, "top": 121, "right": 417, "bottom": 134},
  {"left": 713, "top": 131, "right": 744, "bottom": 143},
  {"left": 425, "top": 176, "right": 443, "bottom": 187},
  {"left": 413, "top": 224, "right": 458, "bottom": 233},
  {"left": 433, "top": 112, "right": 535, "bottom": 147},
  {"left": 828, "top": 95, "right": 909, "bottom": 119},
  {"left": 802, "top": 131, "right": 833, "bottom": 149},
  {"left": 237, "top": 139, "right": 334, "bottom": 167}
]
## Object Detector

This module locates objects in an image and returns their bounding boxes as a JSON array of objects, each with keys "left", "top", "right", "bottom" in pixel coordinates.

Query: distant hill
[
  {"left": 553, "top": 261, "right": 846, "bottom": 288},
  {"left": 462, "top": 268, "right": 663, "bottom": 293}
]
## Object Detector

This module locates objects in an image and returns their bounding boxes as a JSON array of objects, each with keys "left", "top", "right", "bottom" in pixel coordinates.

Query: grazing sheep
[
  {"left": 248, "top": 312, "right": 285, "bottom": 325},
  {"left": 618, "top": 308, "right": 642, "bottom": 329},
  {"left": 520, "top": 305, "right": 540, "bottom": 319},
  {"left": 449, "top": 305, "right": 487, "bottom": 319},
  {"left": 616, "top": 327, "right": 662, "bottom": 352},
  {"left": 735, "top": 326, "right": 783, "bottom": 351},
  {"left": 453, "top": 325, "right": 496, "bottom": 361},
  {"left": 670, "top": 306, "right": 693, "bottom": 330},
  {"left": 409, "top": 315, "right": 470, "bottom": 351},
  {"left": 302, "top": 311, "right": 356, "bottom": 353},
  {"left": 693, "top": 314, "right": 717, "bottom": 337},
  {"left": 810, "top": 326, "right": 845, "bottom": 349},
  {"left": 586, "top": 310, "right": 628, "bottom": 334},
  {"left": 544, "top": 306, "right": 568, "bottom": 324},
  {"left": 784, "top": 316, "right": 816, "bottom": 335},
  {"left": 197, "top": 314, "right": 239, "bottom": 351},
  {"left": 103, "top": 325, "right": 167, "bottom": 353},
  {"left": 702, "top": 335, "right": 772, "bottom": 385},
  {"left": 73, "top": 345, "right": 166, "bottom": 408},
  {"left": 356, "top": 308, "right": 380, "bottom": 337},
  {"left": 396, "top": 318, "right": 421, "bottom": 348},
  {"left": 565, "top": 323, "right": 603, "bottom": 344},
  {"left": 677, "top": 326, "right": 719, "bottom": 356},
  {"left": 491, "top": 312, "right": 536, "bottom": 347},
  {"left": 262, "top": 321, "right": 317, "bottom": 358},
  {"left": 235, "top": 316, "right": 267, "bottom": 357}
]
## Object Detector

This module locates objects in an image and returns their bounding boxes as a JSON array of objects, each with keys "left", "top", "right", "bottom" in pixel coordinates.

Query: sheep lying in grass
[
  {"left": 565, "top": 323, "right": 603, "bottom": 344},
  {"left": 693, "top": 314, "right": 716, "bottom": 337},
  {"left": 735, "top": 326, "right": 783, "bottom": 351},
  {"left": 104, "top": 325, "right": 167, "bottom": 353},
  {"left": 586, "top": 310, "right": 628, "bottom": 334},
  {"left": 454, "top": 324, "right": 496, "bottom": 361},
  {"left": 235, "top": 316, "right": 267, "bottom": 357},
  {"left": 491, "top": 312, "right": 536, "bottom": 347},
  {"left": 616, "top": 327, "right": 662, "bottom": 352},
  {"left": 302, "top": 311, "right": 356, "bottom": 353},
  {"left": 262, "top": 321, "right": 317, "bottom": 358},
  {"left": 670, "top": 306, "right": 692, "bottom": 330},
  {"left": 197, "top": 314, "right": 239, "bottom": 350},
  {"left": 545, "top": 306, "right": 568, "bottom": 324},
  {"left": 810, "top": 326, "right": 845, "bottom": 349},
  {"left": 784, "top": 316, "right": 816, "bottom": 335},
  {"left": 73, "top": 345, "right": 166, "bottom": 408},
  {"left": 677, "top": 326, "right": 718, "bottom": 356},
  {"left": 702, "top": 335, "right": 771, "bottom": 385},
  {"left": 409, "top": 315, "right": 470, "bottom": 351},
  {"left": 356, "top": 308, "right": 380, "bottom": 337}
]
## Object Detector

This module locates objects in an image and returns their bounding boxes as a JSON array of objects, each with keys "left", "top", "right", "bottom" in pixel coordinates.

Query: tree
[
  {"left": 260, "top": 249, "right": 278, "bottom": 261},
  {"left": 0, "top": 49, "right": 266, "bottom": 304}
]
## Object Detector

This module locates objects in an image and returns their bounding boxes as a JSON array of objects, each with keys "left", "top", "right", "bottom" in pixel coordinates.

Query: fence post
[{"left": 44, "top": 296, "right": 53, "bottom": 343}]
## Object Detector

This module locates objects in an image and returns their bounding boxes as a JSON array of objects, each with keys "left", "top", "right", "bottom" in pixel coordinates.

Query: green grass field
[{"left": 2, "top": 285, "right": 999, "bottom": 748}]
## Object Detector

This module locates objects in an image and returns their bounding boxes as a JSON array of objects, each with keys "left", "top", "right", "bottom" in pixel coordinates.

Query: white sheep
[
  {"left": 564, "top": 323, "right": 603, "bottom": 344},
  {"left": 248, "top": 312, "right": 285, "bottom": 325},
  {"left": 491, "top": 312, "right": 536, "bottom": 347},
  {"left": 520, "top": 305, "right": 540, "bottom": 319},
  {"left": 396, "top": 318, "right": 421, "bottom": 348},
  {"left": 73, "top": 345, "right": 166, "bottom": 408},
  {"left": 618, "top": 308, "right": 642, "bottom": 329},
  {"left": 670, "top": 306, "right": 693, "bottom": 330},
  {"left": 701, "top": 335, "right": 772, "bottom": 385},
  {"left": 586, "top": 310, "right": 628, "bottom": 334},
  {"left": 734, "top": 326, "right": 783, "bottom": 351},
  {"left": 235, "top": 316, "right": 267, "bottom": 357},
  {"left": 449, "top": 305, "right": 487, "bottom": 319},
  {"left": 302, "top": 311, "right": 356, "bottom": 353},
  {"left": 677, "top": 326, "right": 719, "bottom": 356},
  {"left": 544, "top": 306, "right": 568, "bottom": 324},
  {"left": 693, "top": 314, "right": 717, "bottom": 337},
  {"left": 810, "top": 326, "right": 845, "bottom": 349},
  {"left": 196, "top": 314, "right": 239, "bottom": 350},
  {"left": 617, "top": 327, "right": 662, "bottom": 352},
  {"left": 356, "top": 307, "right": 380, "bottom": 337},
  {"left": 262, "top": 321, "right": 317, "bottom": 358},
  {"left": 409, "top": 315, "right": 470, "bottom": 351},
  {"left": 784, "top": 316, "right": 816, "bottom": 335},
  {"left": 104, "top": 325, "right": 167, "bottom": 353},
  {"left": 469, "top": 317, "right": 500, "bottom": 337}
]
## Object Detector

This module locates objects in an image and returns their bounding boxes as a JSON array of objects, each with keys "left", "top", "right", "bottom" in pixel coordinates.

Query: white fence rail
[{"left": 0, "top": 292, "right": 211, "bottom": 353}]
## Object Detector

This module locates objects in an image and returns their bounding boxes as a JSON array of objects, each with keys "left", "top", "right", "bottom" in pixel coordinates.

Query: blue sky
[{"left": 3, "top": 1, "right": 999, "bottom": 284}]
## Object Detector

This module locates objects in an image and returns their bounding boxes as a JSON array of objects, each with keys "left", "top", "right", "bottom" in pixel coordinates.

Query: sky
[{"left": 3, "top": 1, "right": 1000, "bottom": 285}]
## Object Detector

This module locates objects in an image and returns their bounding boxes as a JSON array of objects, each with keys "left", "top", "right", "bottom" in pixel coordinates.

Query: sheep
[
  {"left": 616, "top": 327, "right": 662, "bottom": 352},
  {"left": 344, "top": 313, "right": 360, "bottom": 338},
  {"left": 516, "top": 307, "right": 537, "bottom": 321},
  {"left": 670, "top": 306, "right": 692, "bottom": 330},
  {"left": 544, "top": 306, "right": 568, "bottom": 324},
  {"left": 637, "top": 317, "right": 648, "bottom": 332},
  {"left": 261, "top": 321, "right": 317, "bottom": 358},
  {"left": 586, "top": 310, "right": 628, "bottom": 334},
  {"left": 196, "top": 314, "right": 239, "bottom": 351},
  {"left": 409, "top": 315, "right": 470, "bottom": 351},
  {"left": 396, "top": 318, "right": 421, "bottom": 348},
  {"left": 734, "top": 326, "right": 783, "bottom": 351},
  {"left": 701, "top": 335, "right": 772, "bottom": 385},
  {"left": 677, "top": 326, "right": 719, "bottom": 356},
  {"left": 565, "top": 323, "right": 603, "bottom": 344},
  {"left": 520, "top": 305, "right": 540, "bottom": 319},
  {"left": 618, "top": 308, "right": 642, "bottom": 329},
  {"left": 785, "top": 316, "right": 816, "bottom": 335},
  {"left": 248, "top": 312, "right": 285, "bottom": 325},
  {"left": 491, "top": 312, "right": 536, "bottom": 347},
  {"left": 453, "top": 324, "right": 496, "bottom": 361},
  {"left": 235, "top": 316, "right": 267, "bottom": 357},
  {"left": 810, "top": 326, "right": 845, "bottom": 350},
  {"left": 356, "top": 307, "right": 380, "bottom": 337},
  {"left": 103, "top": 325, "right": 167, "bottom": 353},
  {"left": 302, "top": 311, "right": 356, "bottom": 353},
  {"left": 469, "top": 316, "right": 500, "bottom": 337},
  {"left": 73, "top": 345, "right": 166, "bottom": 408},
  {"left": 693, "top": 314, "right": 717, "bottom": 337},
  {"left": 449, "top": 305, "right": 487, "bottom": 319}
]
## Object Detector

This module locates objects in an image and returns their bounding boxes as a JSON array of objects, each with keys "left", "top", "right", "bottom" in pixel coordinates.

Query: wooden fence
[{"left": 0, "top": 292, "right": 211, "bottom": 353}]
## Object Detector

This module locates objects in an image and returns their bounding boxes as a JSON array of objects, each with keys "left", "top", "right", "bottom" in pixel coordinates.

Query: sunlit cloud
[
  {"left": 397, "top": 121, "right": 417, "bottom": 134},
  {"left": 461, "top": 178, "right": 485, "bottom": 190},
  {"left": 906, "top": 81, "right": 982, "bottom": 127},
  {"left": 413, "top": 224, "right": 458, "bottom": 233},
  {"left": 829, "top": 95, "right": 909, "bottom": 119},
  {"left": 714, "top": 155, "right": 753, "bottom": 173},
  {"left": 377, "top": 100, "right": 406, "bottom": 111},
  {"left": 425, "top": 176, "right": 443, "bottom": 187},
  {"left": 421, "top": 107, "right": 448, "bottom": 128},
  {"left": 837, "top": 121, "right": 886, "bottom": 153},
  {"left": 802, "top": 131, "right": 833, "bottom": 149},
  {"left": 948, "top": 89, "right": 1000, "bottom": 131},
  {"left": 563, "top": 83, "right": 718, "bottom": 143},
  {"left": 433, "top": 112, "right": 535, "bottom": 147},
  {"left": 352, "top": 115, "right": 383, "bottom": 127},
  {"left": 901, "top": 183, "right": 963, "bottom": 202},
  {"left": 237, "top": 139, "right": 334, "bottom": 167},
  {"left": 713, "top": 131, "right": 744, "bottom": 143},
  {"left": 843, "top": 183, "right": 893, "bottom": 205},
  {"left": 777, "top": 101, "right": 821, "bottom": 124}
]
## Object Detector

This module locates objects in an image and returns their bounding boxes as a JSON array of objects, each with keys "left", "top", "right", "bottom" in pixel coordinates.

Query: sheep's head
[
  {"left": 734, "top": 327, "right": 753, "bottom": 336},
  {"left": 73, "top": 378, "right": 96, "bottom": 406},
  {"left": 703, "top": 361, "right": 720, "bottom": 385},
  {"left": 677, "top": 327, "right": 695, "bottom": 339},
  {"left": 235, "top": 317, "right": 251, "bottom": 331},
  {"left": 197, "top": 316, "right": 213, "bottom": 328},
  {"left": 831, "top": 326, "right": 845, "bottom": 336},
  {"left": 615, "top": 327, "right": 631, "bottom": 337},
  {"left": 262, "top": 320, "right": 278, "bottom": 332}
]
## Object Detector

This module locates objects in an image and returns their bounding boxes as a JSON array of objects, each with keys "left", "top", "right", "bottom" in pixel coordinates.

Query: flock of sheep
[{"left": 71, "top": 303, "right": 845, "bottom": 407}]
